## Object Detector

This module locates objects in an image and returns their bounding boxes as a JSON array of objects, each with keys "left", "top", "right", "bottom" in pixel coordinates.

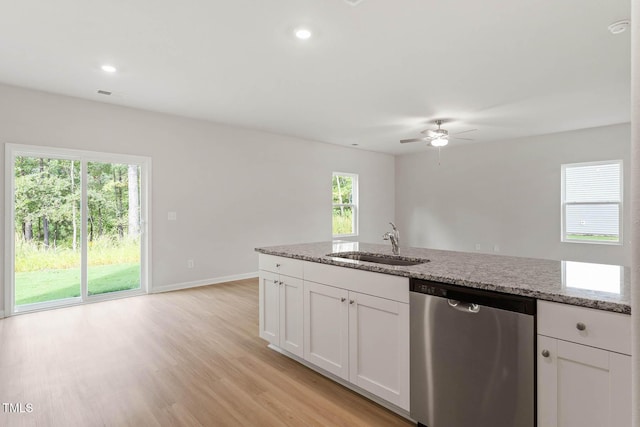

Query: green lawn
[
  {"left": 16, "top": 263, "right": 140, "bottom": 306},
  {"left": 566, "top": 234, "right": 619, "bottom": 242}
]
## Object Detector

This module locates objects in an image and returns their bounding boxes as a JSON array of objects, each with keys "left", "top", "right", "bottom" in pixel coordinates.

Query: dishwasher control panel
[
  {"left": 409, "top": 278, "right": 536, "bottom": 315},
  {"left": 410, "top": 281, "right": 449, "bottom": 297}
]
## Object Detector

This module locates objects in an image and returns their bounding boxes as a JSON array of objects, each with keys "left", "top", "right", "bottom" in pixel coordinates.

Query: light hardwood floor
[{"left": 0, "top": 279, "right": 413, "bottom": 426}]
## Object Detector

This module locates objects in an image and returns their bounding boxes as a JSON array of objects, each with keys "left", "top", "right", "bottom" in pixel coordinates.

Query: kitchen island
[{"left": 255, "top": 241, "right": 632, "bottom": 426}]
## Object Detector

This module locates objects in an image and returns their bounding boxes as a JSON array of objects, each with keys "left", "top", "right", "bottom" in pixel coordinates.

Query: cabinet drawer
[
  {"left": 259, "top": 254, "right": 304, "bottom": 278},
  {"left": 537, "top": 300, "right": 631, "bottom": 355},
  {"left": 303, "top": 261, "right": 409, "bottom": 303}
]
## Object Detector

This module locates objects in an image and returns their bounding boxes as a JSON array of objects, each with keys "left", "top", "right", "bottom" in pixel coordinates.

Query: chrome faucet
[{"left": 383, "top": 222, "right": 400, "bottom": 255}]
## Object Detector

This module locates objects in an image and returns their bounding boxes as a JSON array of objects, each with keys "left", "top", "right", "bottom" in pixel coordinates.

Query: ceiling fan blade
[
  {"left": 452, "top": 137, "right": 474, "bottom": 141},
  {"left": 451, "top": 128, "right": 478, "bottom": 136},
  {"left": 400, "top": 138, "right": 430, "bottom": 144}
]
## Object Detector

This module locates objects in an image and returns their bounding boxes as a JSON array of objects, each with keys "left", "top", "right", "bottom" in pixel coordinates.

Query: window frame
[
  {"left": 332, "top": 172, "right": 359, "bottom": 238},
  {"left": 561, "top": 159, "right": 623, "bottom": 245}
]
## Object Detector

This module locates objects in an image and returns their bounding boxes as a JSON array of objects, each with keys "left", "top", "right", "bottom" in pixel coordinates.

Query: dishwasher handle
[{"left": 448, "top": 299, "right": 480, "bottom": 314}]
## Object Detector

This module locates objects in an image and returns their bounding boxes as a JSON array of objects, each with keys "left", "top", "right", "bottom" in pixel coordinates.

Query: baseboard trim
[
  {"left": 151, "top": 272, "right": 258, "bottom": 294},
  {"left": 0, "top": 310, "right": 4, "bottom": 319}
]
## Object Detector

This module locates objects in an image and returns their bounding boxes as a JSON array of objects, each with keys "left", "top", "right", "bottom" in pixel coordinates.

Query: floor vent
[
  {"left": 344, "top": 0, "right": 364, "bottom": 5},
  {"left": 97, "top": 90, "right": 112, "bottom": 96}
]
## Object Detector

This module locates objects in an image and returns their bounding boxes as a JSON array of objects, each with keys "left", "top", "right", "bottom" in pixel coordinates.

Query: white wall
[
  {"left": 395, "top": 124, "right": 631, "bottom": 266},
  {"left": 630, "top": 1, "right": 640, "bottom": 423},
  {"left": 0, "top": 84, "right": 395, "bottom": 310}
]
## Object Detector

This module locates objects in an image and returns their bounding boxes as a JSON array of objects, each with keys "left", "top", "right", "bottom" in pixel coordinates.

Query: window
[
  {"left": 561, "top": 160, "right": 622, "bottom": 244},
  {"left": 332, "top": 172, "right": 358, "bottom": 237}
]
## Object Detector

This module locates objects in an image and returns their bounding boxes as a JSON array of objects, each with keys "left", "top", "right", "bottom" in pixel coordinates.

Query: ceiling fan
[{"left": 400, "top": 120, "right": 477, "bottom": 147}]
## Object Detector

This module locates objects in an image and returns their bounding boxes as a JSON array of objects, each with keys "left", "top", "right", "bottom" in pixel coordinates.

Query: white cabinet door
[
  {"left": 259, "top": 271, "right": 303, "bottom": 357},
  {"left": 304, "top": 281, "right": 349, "bottom": 380},
  {"left": 348, "top": 292, "right": 410, "bottom": 410},
  {"left": 279, "top": 275, "right": 303, "bottom": 357},
  {"left": 537, "top": 335, "right": 632, "bottom": 427},
  {"left": 259, "top": 271, "right": 280, "bottom": 345}
]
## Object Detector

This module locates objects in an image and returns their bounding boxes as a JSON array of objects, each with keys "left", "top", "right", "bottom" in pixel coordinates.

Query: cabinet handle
[
  {"left": 350, "top": 300, "right": 355, "bottom": 305},
  {"left": 341, "top": 297, "right": 346, "bottom": 302},
  {"left": 279, "top": 281, "right": 283, "bottom": 286},
  {"left": 273, "top": 279, "right": 278, "bottom": 284},
  {"left": 275, "top": 263, "right": 281, "bottom": 268},
  {"left": 576, "top": 322, "right": 586, "bottom": 331},
  {"left": 541, "top": 349, "right": 550, "bottom": 358}
]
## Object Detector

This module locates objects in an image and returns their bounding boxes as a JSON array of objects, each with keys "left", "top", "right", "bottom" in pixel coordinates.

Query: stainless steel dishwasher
[{"left": 410, "top": 278, "right": 536, "bottom": 427}]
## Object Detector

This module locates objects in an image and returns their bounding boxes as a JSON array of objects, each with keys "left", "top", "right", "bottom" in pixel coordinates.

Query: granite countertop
[{"left": 255, "top": 241, "right": 631, "bottom": 314}]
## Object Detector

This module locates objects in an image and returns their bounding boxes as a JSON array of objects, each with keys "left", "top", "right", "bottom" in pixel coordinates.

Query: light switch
[{"left": 168, "top": 211, "right": 177, "bottom": 221}]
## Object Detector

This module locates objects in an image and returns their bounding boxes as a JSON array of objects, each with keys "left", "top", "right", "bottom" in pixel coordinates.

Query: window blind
[
  {"left": 565, "top": 163, "right": 621, "bottom": 203},
  {"left": 562, "top": 161, "right": 622, "bottom": 243}
]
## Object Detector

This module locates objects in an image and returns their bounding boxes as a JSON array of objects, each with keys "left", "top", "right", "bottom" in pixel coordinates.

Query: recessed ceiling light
[
  {"left": 608, "top": 20, "right": 630, "bottom": 35},
  {"left": 294, "top": 28, "right": 312, "bottom": 40},
  {"left": 101, "top": 65, "right": 117, "bottom": 73}
]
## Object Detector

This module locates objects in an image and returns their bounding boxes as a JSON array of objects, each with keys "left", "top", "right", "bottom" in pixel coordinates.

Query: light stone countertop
[{"left": 255, "top": 241, "right": 631, "bottom": 314}]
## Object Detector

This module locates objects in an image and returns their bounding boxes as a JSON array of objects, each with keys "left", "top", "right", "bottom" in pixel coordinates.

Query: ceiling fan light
[
  {"left": 101, "top": 64, "right": 117, "bottom": 73},
  {"left": 295, "top": 28, "right": 312, "bottom": 40},
  {"left": 430, "top": 138, "right": 448, "bottom": 147}
]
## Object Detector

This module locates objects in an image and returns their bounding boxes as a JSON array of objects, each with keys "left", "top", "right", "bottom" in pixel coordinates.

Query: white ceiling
[{"left": 0, "top": 0, "right": 631, "bottom": 154}]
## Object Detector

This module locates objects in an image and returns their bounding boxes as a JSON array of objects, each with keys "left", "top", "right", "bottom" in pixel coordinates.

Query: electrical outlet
[
  {"left": 475, "top": 243, "right": 481, "bottom": 251},
  {"left": 493, "top": 245, "right": 500, "bottom": 252},
  {"left": 168, "top": 211, "right": 177, "bottom": 221},
  {"left": 187, "top": 259, "right": 194, "bottom": 268}
]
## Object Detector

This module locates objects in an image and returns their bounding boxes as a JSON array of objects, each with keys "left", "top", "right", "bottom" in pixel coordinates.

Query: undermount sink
[{"left": 327, "top": 252, "right": 429, "bottom": 266}]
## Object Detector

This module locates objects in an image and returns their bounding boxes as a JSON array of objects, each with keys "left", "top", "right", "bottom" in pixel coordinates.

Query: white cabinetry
[
  {"left": 303, "top": 262, "right": 410, "bottom": 410},
  {"left": 537, "top": 301, "right": 631, "bottom": 427},
  {"left": 303, "top": 281, "right": 349, "bottom": 378},
  {"left": 258, "top": 254, "right": 304, "bottom": 357},
  {"left": 348, "top": 290, "right": 409, "bottom": 408},
  {"left": 258, "top": 254, "right": 410, "bottom": 411}
]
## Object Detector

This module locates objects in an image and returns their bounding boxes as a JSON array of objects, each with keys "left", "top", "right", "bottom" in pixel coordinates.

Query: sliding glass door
[
  {"left": 13, "top": 156, "right": 82, "bottom": 306},
  {"left": 87, "top": 162, "right": 141, "bottom": 296},
  {"left": 5, "top": 145, "right": 150, "bottom": 315}
]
